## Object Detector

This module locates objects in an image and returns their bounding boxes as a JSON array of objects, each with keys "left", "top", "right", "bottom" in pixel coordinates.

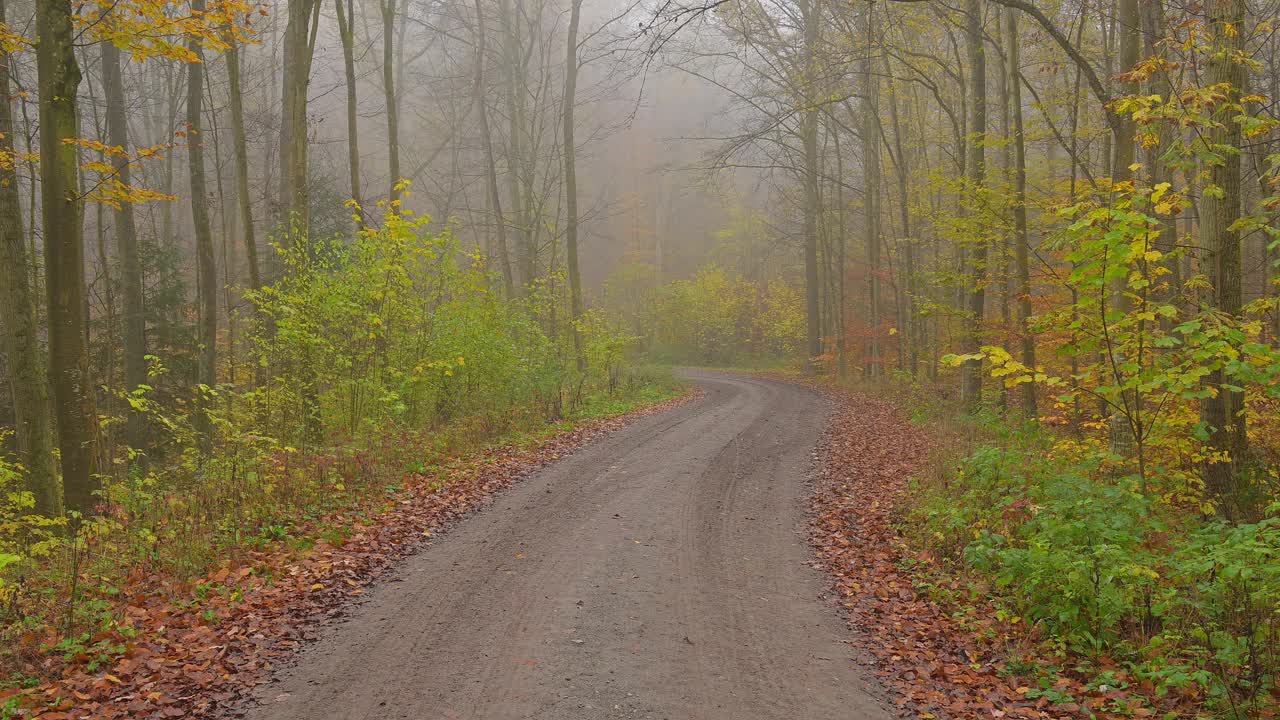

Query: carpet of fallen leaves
[
  {"left": 1, "top": 392, "right": 696, "bottom": 720},
  {"left": 811, "top": 386, "right": 1199, "bottom": 720}
]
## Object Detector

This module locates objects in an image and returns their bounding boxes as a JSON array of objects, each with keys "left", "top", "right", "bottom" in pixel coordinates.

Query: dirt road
[{"left": 243, "top": 371, "right": 892, "bottom": 720}]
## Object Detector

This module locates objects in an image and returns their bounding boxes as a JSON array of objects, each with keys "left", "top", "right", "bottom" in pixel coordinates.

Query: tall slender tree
[
  {"left": 1200, "top": 0, "right": 1248, "bottom": 514},
  {"left": 800, "top": 0, "right": 822, "bottom": 367},
  {"left": 37, "top": 0, "right": 99, "bottom": 516},
  {"left": 862, "top": 3, "right": 882, "bottom": 377},
  {"left": 562, "top": 0, "right": 585, "bottom": 370},
  {"left": 0, "top": 0, "right": 59, "bottom": 516},
  {"left": 278, "top": 0, "right": 320, "bottom": 240},
  {"left": 101, "top": 40, "right": 147, "bottom": 448},
  {"left": 226, "top": 41, "right": 260, "bottom": 292},
  {"left": 1004, "top": 6, "right": 1035, "bottom": 417},
  {"left": 472, "top": 0, "right": 513, "bottom": 295},
  {"left": 959, "top": 0, "right": 988, "bottom": 408},
  {"left": 381, "top": 0, "right": 401, "bottom": 203},
  {"left": 188, "top": 0, "right": 217, "bottom": 448}
]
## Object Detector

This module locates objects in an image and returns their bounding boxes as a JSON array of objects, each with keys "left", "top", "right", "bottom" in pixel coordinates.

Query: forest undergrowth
[
  {"left": 0, "top": 205, "right": 683, "bottom": 718},
  {"left": 811, "top": 372, "right": 1280, "bottom": 720},
  {"left": 0, "top": 384, "right": 689, "bottom": 719}
]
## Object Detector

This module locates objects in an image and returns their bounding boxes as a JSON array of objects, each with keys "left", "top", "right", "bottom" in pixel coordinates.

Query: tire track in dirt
[{"left": 241, "top": 371, "right": 892, "bottom": 720}]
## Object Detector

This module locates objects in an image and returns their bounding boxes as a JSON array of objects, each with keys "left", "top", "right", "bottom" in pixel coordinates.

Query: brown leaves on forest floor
[
  {"left": 810, "top": 386, "right": 1187, "bottom": 720},
  {"left": 1, "top": 392, "right": 696, "bottom": 720}
]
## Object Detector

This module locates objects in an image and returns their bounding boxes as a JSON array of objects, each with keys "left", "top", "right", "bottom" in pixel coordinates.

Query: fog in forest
[{"left": 6, "top": 1, "right": 1280, "bottom": 716}]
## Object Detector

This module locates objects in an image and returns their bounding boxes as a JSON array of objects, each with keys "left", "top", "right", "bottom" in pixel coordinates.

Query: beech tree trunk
[
  {"left": 959, "top": 0, "right": 988, "bottom": 408},
  {"left": 381, "top": 0, "right": 401, "bottom": 202},
  {"left": 862, "top": 4, "right": 882, "bottom": 378},
  {"left": 562, "top": 0, "right": 585, "bottom": 371},
  {"left": 226, "top": 43, "right": 260, "bottom": 292},
  {"left": 497, "top": 0, "right": 533, "bottom": 290},
  {"left": 1005, "top": 7, "right": 1036, "bottom": 417},
  {"left": 0, "top": 0, "right": 59, "bottom": 516},
  {"left": 801, "top": 0, "right": 822, "bottom": 367},
  {"left": 1200, "top": 0, "right": 1249, "bottom": 517},
  {"left": 101, "top": 40, "right": 147, "bottom": 446},
  {"left": 1141, "top": 0, "right": 1179, "bottom": 303},
  {"left": 335, "top": 0, "right": 364, "bottom": 225},
  {"left": 884, "top": 54, "right": 916, "bottom": 377},
  {"left": 1114, "top": 0, "right": 1139, "bottom": 180},
  {"left": 278, "top": 0, "right": 319, "bottom": 241},
  {"left": 188, "top": 0, "right": 217, "bottom": 449},
  {"left": 37, "top": 0, "right": 100, "bottom": 516},
  {"left": 472, "top": 0, "right": 513, "bottom": 296}
]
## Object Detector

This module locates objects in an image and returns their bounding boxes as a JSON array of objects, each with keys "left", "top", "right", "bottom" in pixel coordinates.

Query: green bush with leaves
[
  {"left": 911, "top": 430, "right": 1280, "bottom": 715},
  {"left": 0, "top": 205, "right": 672, "bottom": 681},
  {"left": 248, "top": 212, "right": 568, "bottom": 439},
  {"left": 967, "top": 472, "right": 1162, "bottom": 653}
]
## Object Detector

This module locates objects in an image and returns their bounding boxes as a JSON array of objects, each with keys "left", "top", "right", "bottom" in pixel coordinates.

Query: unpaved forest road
[{"left": 243, "top": 371, "right": 892, "bottom": 720}]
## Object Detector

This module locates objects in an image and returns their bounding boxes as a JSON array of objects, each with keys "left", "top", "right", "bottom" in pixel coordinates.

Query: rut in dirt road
[{"left": 241, "top": 372, "right": 891, "bottom": 720}]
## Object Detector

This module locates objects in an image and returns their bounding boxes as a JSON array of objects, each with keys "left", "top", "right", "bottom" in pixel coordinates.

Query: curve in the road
[{"left": 242, "top": 371, "right": 892, "bottom": 720}]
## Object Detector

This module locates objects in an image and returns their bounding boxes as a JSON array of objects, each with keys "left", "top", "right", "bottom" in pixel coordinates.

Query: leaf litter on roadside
[
  {"left": 810, "top": 386, "right": 1200, "bottom": 720},
  {"left": 1, "top": 392, "right": 698, "bottom": 720}
]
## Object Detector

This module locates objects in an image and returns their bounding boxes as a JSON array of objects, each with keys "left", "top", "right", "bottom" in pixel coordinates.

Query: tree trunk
[
  {"left": 188, "top": 0, "right": 217, "bottom": 450},
  {"left": 1200, "top": 0, "right": 1249, "bottom": 517},
  {"left": 497, "top": 0, "right": 533, "bottom": 291},
  {"left": 472, "top": 0, "right": 513, "bottom": 296},
  {"left": 959, "top": 0, "right": 988, "bottom": 408},
  {"left": 278, "top": 0, "right": 319, "bottom": 242},
  {"left": 862, "top": 4, "right": 882, "bottom": 378},
  {"left": 1141, "top": 0, "right": 1179, "bottom": 305},
  {"left": 226, "top": 43, "right": 260, "bottom": 292},
  {"left": 562, "top": 0, "right": 585, "bottom": 371},
  {"left": 1114, "top": 0, "right": 1140, "bottom": 180},
  {"left": 1005, "top": 6, "right": 1036, "bottom": 417},
  {"left": 0, "top": 0, "right": 59, "bottom": 516},
  {"left": 101, "top": 40, "right": 147, "bottom": 446},
  {"left": 381, "top": 0, "right": 401, "bottom": 203},
  {"left": 885, "top": 53, "right": 916, "bottom": 378},
  {"left": 37, "top": 0, "right": 100, "bottom": 516},
  {"left": 334, "top": 0, "right": 364, "bottom": 226},
  {"left": 801, "top": 0, "right": 822, "bottom": 368}
]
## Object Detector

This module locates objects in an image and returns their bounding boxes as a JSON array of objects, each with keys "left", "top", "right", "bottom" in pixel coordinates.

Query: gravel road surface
[{"left": 243, "top": 371, "right": 892, "bottom": 720}]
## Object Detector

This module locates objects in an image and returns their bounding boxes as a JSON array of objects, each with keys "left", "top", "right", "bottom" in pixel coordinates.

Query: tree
[
  {"left": 959, "top": 0, "right": 988, "bottom": 408},
  {"left": 37, "top": 0, "right": 100, "bottom": 516},
  {"left": 862, "top": 2, "right": 882, "bottom": 377},
  {"left": 101, "top": 40, "right": 147, "bottom": 446},
  {"left": 334, "top": 0, "right": 363, "bottom": 226},
  {"left": 278, "top": 0, "right": 320, "bottom": 239},
  {"left": 0, "top": 0, "right": 59, "bottom": 516},
  {"left": 472, "top": 0, "right": 513, "bottom": 295},
  {"left": 381, "top": 0, "right": 401, "bottom": 203},
  {"left": 188, "top": 0, "right": 217, "bottom": 448},
  {"left": 226, "top": 41, "right": 261, "bottom": 292},
  {"left": 562, "top": 0, "right": 586, "bottom": 371},
  {"left": 1004, "top": 6, "right": 1035, "bottom": 417},
  {"left": 800, "top": 0, "right": 822, "bottom": 367},
  {"left": 1199, "top": 0, "right": 1248, "bottom": 514},
  {"left": 497, "top": 0, "right": 534, "bottom": 291}
]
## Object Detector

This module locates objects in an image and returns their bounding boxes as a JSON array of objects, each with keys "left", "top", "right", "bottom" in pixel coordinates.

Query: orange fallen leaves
[
  {"left": 2, "top": 392, "right": 696, "bottom": 719},
  {"left": 809, "top": 386, "right": 1204, "bottom": 720}
]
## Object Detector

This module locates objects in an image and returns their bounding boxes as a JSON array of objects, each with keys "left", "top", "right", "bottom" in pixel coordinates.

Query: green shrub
[
  {"left": 966, "top": 474, "right": 1162, "bottom": 653},
  {"left": 911, "top": 432, "right": 1280, "bottom": 716}
]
